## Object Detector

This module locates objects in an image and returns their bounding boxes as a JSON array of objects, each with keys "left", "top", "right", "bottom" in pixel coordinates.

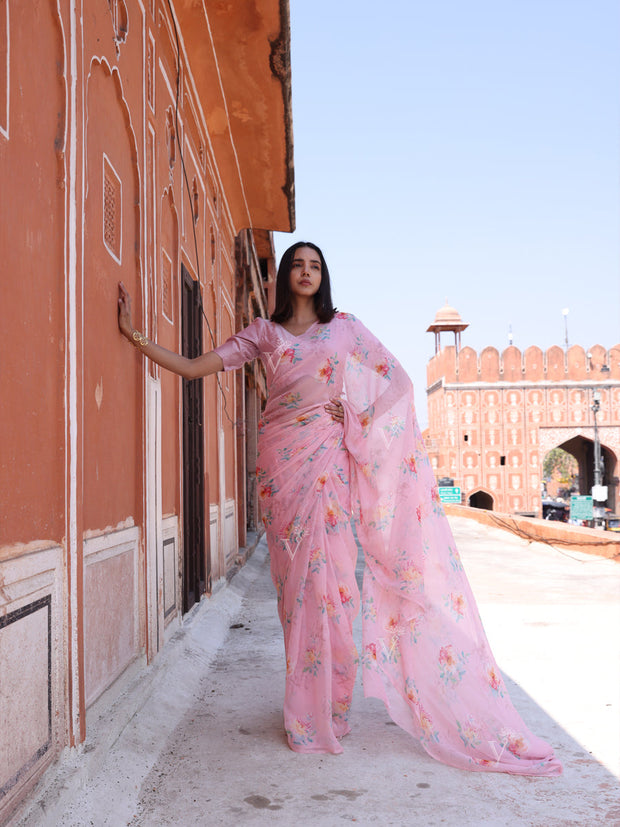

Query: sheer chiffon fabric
[{"left": 215, "top": 313, "right": 561, "bottom": 775}]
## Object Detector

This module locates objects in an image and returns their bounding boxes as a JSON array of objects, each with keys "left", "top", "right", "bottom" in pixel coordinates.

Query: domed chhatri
[{"left": 427, "top": 300, "right": 469, "bottom": 353}]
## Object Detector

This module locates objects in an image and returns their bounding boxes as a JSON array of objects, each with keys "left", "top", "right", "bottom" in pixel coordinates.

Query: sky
[{"left": 274, "top": 0, "right": 620, "bottom": 427}]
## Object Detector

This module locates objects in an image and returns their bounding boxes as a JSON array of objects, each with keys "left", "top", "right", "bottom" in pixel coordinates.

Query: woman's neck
[{"left": 289, "top": 297, "right": 318, "bottom": 324}]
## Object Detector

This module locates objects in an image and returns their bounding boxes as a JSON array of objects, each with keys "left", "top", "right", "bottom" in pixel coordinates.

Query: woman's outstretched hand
[
  {"left": 118, "top": 281, "right": 133, "bottom": 339},
  {"left": 325, "top": 397, "right": 344, "bottom": 423}
]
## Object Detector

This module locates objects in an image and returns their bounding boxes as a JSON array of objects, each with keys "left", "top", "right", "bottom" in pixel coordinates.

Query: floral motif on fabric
[
  {"left": 315, "top": 472, "right": 329, "bottom": 493},
  {"left": 338, "top": 583, "right": 355, "bottom": 610},
  {"left": 258, "top": 481, "right": 277, "bottom": 502},
  {"left": 381, "top": 615, "right": 408, "bottom": 664},
  {"left": 309, "top": 324, "right": 332, "bottom": 342},
  {"left": 325, "top": 496, "right": 347, "bottom": 533},
  {"left": 373, "top": 355, "right": 394, "bottom": 379},
  {"left": 308, "top": 545, "right": 326, "bottom": 573},
  {"left": 281, "top": 516, "right": 305, "bottom": 560},
  {"left": 486, "top": 664, "right": 505, "bottom": 697},
  {"left": 315, "top": 355, "right": 339, "bottom": 385},
  {"left": 280, "top": 391, "right": 302, "bottom": 409},
  {"left": 445, "top": 591, "right": 466, "bottom": 621},
  {"left": 381, "top": 415, "right": 405, "bottom": 446},
  {"left": 332, "top": 696, "right": 351, "bottom": 722},
  {"left": 303, "top": 641, "right": 322, "bottom": 676},
  {"left": 320, "top": 594, "right": 340, "bottom": 622},
  {"left": 408, "top": 613, "right": 425, "bottom": 643},
  {"left": 438, "top": 644, "right": 469, "bottom": 687},
  {"left": 282, "top": 344, "right": 302, "bottom": 365},
  {"left": 346, "top": 345, "right": 369, "bottom": 374},
  {"left": 497, "top": 728, "right": 529, "bottom": 758},
  {"left": 457, "top": 716, "right": 483, "bottom": 749},
  {"left": 401, "top": 453, "right": 418, "bottom": 475},
  {"left": 367, "top": 495, "right": 395, "bottom": 531},
  {"left": 359, "top": 460, "right": 379, "bottom": 480},
  {"left": 295, "top": 412, "right": 321, "bottom": 427},
  {"left": 287, "top": 715, "right": 317, "bottom": 747},
  {"left": 419, "top": 705, "right": 440, "bottom": 744},
  {"left": 394, "top": 550, "right": 424, "bottom": 592},
  {"left": 211, "top": 313, "right": 561, "bottom": 774},
  {"left": 362, "top": 641, "right": 378, "bottom": 668},
  {"left": 447, "top": 544, "right": 464, "bottom": 572},
  {"left": 362, "top": 595, "right": 377, "bottom": 621}
]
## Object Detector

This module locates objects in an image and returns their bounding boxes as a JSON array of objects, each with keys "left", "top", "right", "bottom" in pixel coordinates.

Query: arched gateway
[{"left": 424, "top": 306, "right": 620, "bottom": 517}]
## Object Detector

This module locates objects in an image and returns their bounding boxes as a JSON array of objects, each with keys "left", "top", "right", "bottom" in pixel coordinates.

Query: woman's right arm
[{"left": 118, "top": 282, "right": 223, "bottom": 379}]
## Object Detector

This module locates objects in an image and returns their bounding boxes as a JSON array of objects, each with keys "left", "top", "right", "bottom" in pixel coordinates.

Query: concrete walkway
[{"left": 13, "top": 517, "right": 620, "bottom": 827}]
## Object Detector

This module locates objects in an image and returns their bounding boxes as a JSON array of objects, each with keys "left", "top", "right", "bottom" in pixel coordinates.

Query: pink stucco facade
[{"left": 0, "top": 1, "right": 293, "bottom": 820}]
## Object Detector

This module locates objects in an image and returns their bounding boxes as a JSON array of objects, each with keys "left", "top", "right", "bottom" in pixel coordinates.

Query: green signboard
[
  {"left": 570, "top": 495, "right": 593, "bottom": 521},
  {"left": 439, "top": 486, "right": 462, "bottom": 504}
]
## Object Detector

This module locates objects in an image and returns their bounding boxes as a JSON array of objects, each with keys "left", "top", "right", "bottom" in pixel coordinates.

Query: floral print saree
[{"left": 214, "top": 313, "right": 561, "bottom": 776}]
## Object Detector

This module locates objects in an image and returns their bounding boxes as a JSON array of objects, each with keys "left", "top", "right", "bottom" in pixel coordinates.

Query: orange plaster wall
[
  {"left": 0, "top": 3, "right": 66, "bottom": 544},
  {"left": 82, "top": 59, "right": 143, "bottom": 532}
]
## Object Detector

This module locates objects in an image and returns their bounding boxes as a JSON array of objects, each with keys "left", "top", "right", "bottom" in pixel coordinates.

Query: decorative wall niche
[{"left": 102, "top": 154, "right": 122, "bottom": 263}]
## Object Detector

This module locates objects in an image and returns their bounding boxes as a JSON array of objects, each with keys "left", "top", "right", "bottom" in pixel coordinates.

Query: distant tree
[{"left": 543, "top": 448, "right": 578, "bottom": 482}]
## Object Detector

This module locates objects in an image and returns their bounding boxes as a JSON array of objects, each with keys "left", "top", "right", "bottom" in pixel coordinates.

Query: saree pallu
[{"left": 215, "top": 313, "right": 562, "bottom": 775}]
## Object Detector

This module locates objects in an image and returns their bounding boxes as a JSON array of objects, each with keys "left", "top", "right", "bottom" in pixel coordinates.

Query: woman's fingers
[
  {"left": 324, "top": 397, "right": 344, "bottom": 422},
  {"left": 117, "top": 282, "right": 132, "bottom": 334}
]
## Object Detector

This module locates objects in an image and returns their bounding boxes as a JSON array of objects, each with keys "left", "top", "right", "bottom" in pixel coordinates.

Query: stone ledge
[{"left": 444, "top": 504, "right": 620, "bottom": 561}]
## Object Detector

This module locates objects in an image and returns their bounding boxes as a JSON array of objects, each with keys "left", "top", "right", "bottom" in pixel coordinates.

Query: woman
[{"left": 118, "top": 242, "right": 562, "bottom": 775}]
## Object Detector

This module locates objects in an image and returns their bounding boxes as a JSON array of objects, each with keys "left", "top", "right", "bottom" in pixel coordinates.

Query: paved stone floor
[{"left": 12, "top": 517, "right": 620, "bottom": 826}]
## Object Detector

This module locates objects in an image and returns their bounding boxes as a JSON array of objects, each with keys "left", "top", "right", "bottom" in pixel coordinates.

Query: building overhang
[{"left": 176, "top": 0, "right": 295, "bottom": 234}]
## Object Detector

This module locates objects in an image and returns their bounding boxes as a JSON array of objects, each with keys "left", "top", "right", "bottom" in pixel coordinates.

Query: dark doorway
[
  {"left": 181, "top": 266, "right": 206, "bottom": 612},
  {"left": 469, "top": 490, "right": 494, "bottom": 510},
  {"left": 557, "top": 436, "right": 617, "bottom": 513}
]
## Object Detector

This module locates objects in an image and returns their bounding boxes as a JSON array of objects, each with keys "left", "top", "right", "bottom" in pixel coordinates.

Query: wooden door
[{"left": 181, "top": 266, "right": 206, "bottom": 611}]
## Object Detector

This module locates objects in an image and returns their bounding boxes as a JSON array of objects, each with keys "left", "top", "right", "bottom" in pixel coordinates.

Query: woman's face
[{"left": 289, "top": 246, "right": 322, "bottom": 298}]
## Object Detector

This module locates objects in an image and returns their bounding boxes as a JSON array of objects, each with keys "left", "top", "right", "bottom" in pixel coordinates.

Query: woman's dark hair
[{"left": 271, "top": 241, "right": 337, "bottom": 325}]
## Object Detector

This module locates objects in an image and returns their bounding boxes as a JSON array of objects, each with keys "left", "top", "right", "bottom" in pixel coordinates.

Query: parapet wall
[
  {"left": 427, "top": 343, "right": 620, "bottom": 387},
  {"left": 444, "top": 504, "right": 620, "bottom": 561}
]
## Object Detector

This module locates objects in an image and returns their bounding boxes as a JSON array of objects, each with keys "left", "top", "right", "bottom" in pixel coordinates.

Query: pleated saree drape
[{"left": 215, "top": 313, "right": 561, "bottom": 775}]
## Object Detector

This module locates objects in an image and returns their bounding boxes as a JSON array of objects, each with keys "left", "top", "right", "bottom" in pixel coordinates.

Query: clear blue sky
[{"left": 274, "top": 0, "right": 620, "bottom": 427}]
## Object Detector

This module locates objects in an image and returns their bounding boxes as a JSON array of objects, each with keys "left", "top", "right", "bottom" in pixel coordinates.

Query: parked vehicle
[{"left": 542, "top": 500, "right": 569, "bottom": 522}]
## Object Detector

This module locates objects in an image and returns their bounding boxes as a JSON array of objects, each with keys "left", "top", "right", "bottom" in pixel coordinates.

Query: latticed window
[
  {"left": 103, "top": 155, "right": 121, "bottom": 262},
  {"left": 162, "top": 249, "right": 173, "bottom": 322}
]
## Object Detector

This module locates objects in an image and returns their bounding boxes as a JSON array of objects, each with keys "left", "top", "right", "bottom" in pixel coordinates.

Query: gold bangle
[{"left": 131, "top": 329, "right": 149, "bottom": 347}]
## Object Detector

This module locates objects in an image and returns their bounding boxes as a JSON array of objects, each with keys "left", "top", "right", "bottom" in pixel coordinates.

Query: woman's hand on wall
[
  {"left": 116, "top": 280, "right": 223, "bottom": 379},
  {"left": 117, "top": 281, "right": 133, "bottom": 340}
]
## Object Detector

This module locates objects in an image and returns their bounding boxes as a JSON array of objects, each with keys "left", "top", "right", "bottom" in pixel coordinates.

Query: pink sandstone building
[
  {"left": 0, "top": 2, "right": 293, "bottom": 819},
  {"left": 424, "top": 303, "right": 620, "bottom": 516}
]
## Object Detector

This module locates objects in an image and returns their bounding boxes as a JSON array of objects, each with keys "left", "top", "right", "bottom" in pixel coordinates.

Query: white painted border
[
  {"left": 224, "top": 497, "right": 237, "bottom": 565},
  {"left": 147, "top": 30, "right": 155, "bottom": 113},
  {"left": 68, "top": 0, "right": 80, "bottom": 745},
  {"left": 0, "top": 544, "right": 61, "bottom": 612},
  {"left": 146, "top": 376, "right": 162, "bottom": 655},
  {"left": 161, "top": 247, "right": 173, "bottom": 323},
  {"left": 209, "top": 503, "right": 219, "bottom": 582},
  {"left": 102, "top": 152, "right": 123, "bottom": 265},
  {"left": 0, "top": 0, "right": 9, "bottom": 139},
  {"left": 162, "top": 515, "right": 178, "bottom": 632}
]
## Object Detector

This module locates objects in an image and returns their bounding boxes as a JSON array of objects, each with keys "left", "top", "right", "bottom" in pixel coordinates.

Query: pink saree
[{"left": 215, "top": 313, "right": 561, "bottom": 775}]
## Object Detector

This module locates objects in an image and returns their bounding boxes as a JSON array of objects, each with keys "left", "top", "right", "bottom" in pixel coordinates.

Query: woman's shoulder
[
  {"left": 242, "top": 316, "right": 271, "bottom": 334},
  {"left": 332, "top": 311, "right": 358, "bottom": 323}
]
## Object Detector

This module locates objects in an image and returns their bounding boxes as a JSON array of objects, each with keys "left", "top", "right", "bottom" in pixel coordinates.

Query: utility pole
[
  {"left": 591, "top": 389, "right": 606, "bottom": 528},
  {"left": 562, "top": 308, "right": 569, "bottom": 351}
]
